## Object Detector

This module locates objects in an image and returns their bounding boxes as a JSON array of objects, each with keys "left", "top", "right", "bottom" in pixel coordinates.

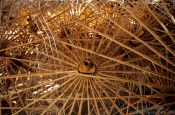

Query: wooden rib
[
  {"left": 13, "top": 74, "right": 77, "bottom": 115},
  {"left": 116, "top": 1, "right": 175, "bottom": 58},
  {"left": 12, "top": 73, "right": 74, "bottom": 99},
  {"left": 159, "top": 0, "right": 175, "bottom": 25},
  {"left": 89, "top": 79, "right": 101, "bottom": 115},
  {"left": 96, "top": 78, "right": 139, "bottom": 113},
  {"left": 97, "top": 73, "right": 175, "bottom": 89},
  {"left": 99, "top": 70, "right": 144, "bottom": 74},
  {"left": 86, "top": 78, "right": 91, "bottom": 115},
  {"left": 57, "top": 40, "right": 175, "bottom": 82},
  {"left": 128, "top": 101, "right": 175, "bottom": 115},
  {"left": 39, "top": 15, "right": 79, "bottom": 66},
  {"left": 15, "top": 90, "right": 28, "bottom": 114},
  {"left": 91, "top": 78, "right": 110, "bottom": 114},
  {"left": 57, "top": 77, "right": 83, "bottom": 115},
  {"left": 75, "top": 20, "right": 175, "bottom": 74},
  {"left": 141, "top": 0, "right": 175, "bottom": 44},
  {"left": 78, "top": 93, "right": 83, "bottom": 115},
  {"left": 41, "top": 77, "right": 80, "bottom": 115},
  {"left": 99, "top": 45, "right": 163, "bottom": 69},
  {"left": 0, "top": 107, "right": 55, "bottom": 110},
  {"left": 0, "top": 39, "right": 41, "bottom": 53},
  {"left": 0, "top": 70, "right": 75, "bottom": 79},
  {"left": 94, "top": 79, "right": 125, "bottom": 114},
  {"left": 40, "top": 39, "right": 78, "bottom": 66},
  {"left": 3, "top": 57, "right": 74, "bottom": 70},
  {"left": 68, "top": 93, "right": 78, "bottom": 115},
  {"left": 99, "top": 38, "right": 157, "bottom": 67},
  {"left": 11, "top": 93, "right": 175, "bottom": 102},
  {"left": 22, "top": 45, "right": 77, "bottom": 68}
]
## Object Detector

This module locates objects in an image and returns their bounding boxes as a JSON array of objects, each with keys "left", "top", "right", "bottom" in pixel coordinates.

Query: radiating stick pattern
[{"left": 0, "top": 0, "right": 175, "bottom": 115}]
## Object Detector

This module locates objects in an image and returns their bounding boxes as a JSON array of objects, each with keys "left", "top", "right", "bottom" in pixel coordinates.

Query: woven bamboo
[{"left": 0, "top": 0, "right": 175, "bottom": 114}]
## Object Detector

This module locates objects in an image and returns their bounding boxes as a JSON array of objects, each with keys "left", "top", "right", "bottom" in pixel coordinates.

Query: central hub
[{"left": 78, "top": 60, "right": 96, "bottom": 74}]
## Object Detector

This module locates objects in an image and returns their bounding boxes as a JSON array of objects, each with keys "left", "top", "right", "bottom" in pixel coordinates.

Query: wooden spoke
[{"left": 0, "top": 0, "right": 175, "bottom": 115}]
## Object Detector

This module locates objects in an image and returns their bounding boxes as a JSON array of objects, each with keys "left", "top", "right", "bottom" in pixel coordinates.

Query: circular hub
[{"left": 78, "top": 60, "right": 96, "bottom": 74}]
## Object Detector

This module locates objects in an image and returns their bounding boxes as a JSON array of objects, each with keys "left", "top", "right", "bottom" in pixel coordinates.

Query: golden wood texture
[{"left": 0, "top": 0, "right": 175, "bottom": 114}]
